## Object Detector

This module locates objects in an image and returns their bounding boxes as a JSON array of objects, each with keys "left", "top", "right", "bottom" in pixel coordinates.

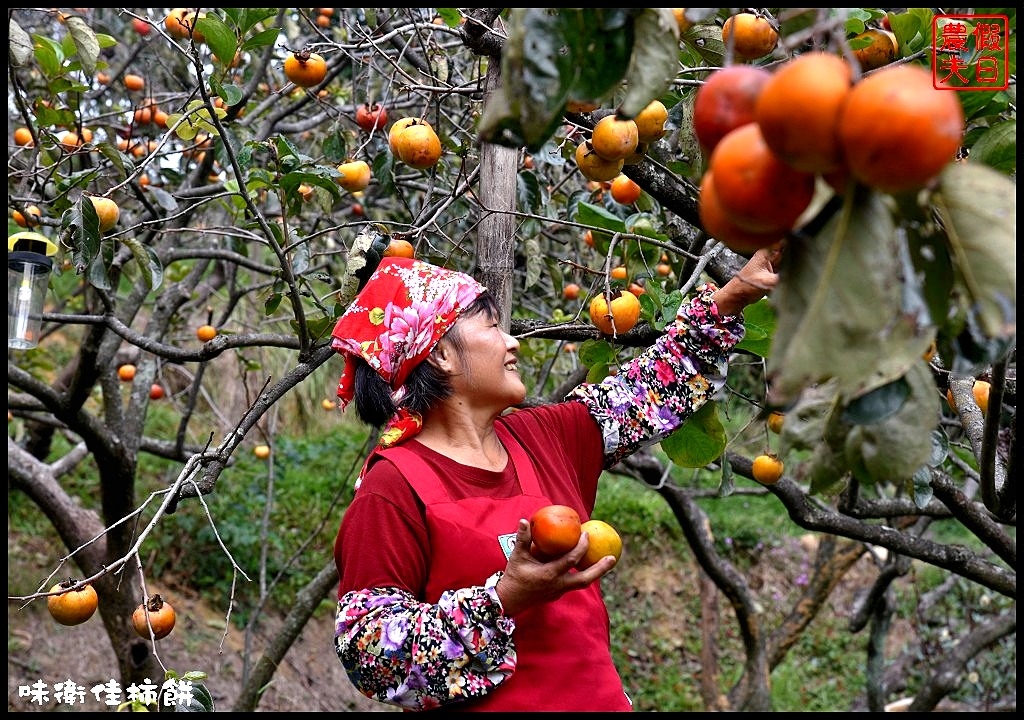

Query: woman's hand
[
  {"left": 712, "top": 244, "right": 782, "bottom": 317},
  {"left": 494, "top": 519, "right": 615, "bottom": 618}
]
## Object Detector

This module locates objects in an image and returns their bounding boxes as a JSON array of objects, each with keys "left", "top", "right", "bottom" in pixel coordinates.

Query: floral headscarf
[{"left": 331, "top": 257, "right": 486, "bottom": 445}]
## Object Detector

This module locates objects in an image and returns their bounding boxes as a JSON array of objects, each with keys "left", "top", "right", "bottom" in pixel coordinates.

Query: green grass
[{"left": 596, "top": 471, "right": 864, "bottom": 711}]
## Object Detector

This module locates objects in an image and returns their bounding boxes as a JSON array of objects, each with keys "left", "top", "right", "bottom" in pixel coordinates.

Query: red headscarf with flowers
[{"left": 331, "top": 257, "right": 486, "bottom": 446}]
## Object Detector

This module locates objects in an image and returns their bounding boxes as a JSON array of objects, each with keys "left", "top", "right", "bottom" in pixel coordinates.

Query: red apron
[{"left": 382, "top": 424, "right": 631, "bottom": 711}]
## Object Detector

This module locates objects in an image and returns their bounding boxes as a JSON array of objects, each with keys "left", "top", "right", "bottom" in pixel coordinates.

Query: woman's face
[{"left": 442, "top": 313, "right": 526, "bottom": 410}]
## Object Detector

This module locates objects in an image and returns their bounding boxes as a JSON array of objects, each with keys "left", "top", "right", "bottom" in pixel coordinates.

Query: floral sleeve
[
  {"left": 334, "top": 573, "right": 517, "bottom": 710},
  {"left": 567, "top": 283, "right": 745, "bottom": 468}
]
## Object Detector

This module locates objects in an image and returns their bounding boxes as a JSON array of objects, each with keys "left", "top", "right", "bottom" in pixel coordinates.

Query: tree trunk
[
  {"left": 474, "top": 57, "right": 518, "bottom": 330},
  {"left": 233, "top": 561, "right": 340, "bottom": 711}
]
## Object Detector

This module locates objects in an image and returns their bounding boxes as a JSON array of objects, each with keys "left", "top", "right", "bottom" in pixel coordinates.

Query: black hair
[{"left": 350, "top": 291, "right": 500, "bottom": 427}]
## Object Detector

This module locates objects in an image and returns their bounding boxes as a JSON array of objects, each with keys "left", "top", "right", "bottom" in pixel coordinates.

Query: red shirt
[
  {"left": 335, "top": 401, "right": 631, "bottom": 711},
  {"left": 337, "top": 402, "right": 605, "bottom": 597}
]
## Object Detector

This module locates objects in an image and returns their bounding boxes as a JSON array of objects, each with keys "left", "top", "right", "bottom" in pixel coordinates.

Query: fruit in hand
[
  {"left": 284, "top": 51, "right": 328, "bottom": 88},
  {"left": 530, "top": 504, "right": 582, "bottom": 557},
  {"left": 132, "top": 594, "right": 176, "bottom": 639},
  {"left": 47, "top": 581, "right": 99, "bottom": 626},
  {"left": 588, "top": 290, "right": 641, "bottom": 336},
  {"left": 752, "top": 453, "right": 784, "bottom": 484},
  {"left": 577, "top": 519, "right": 622, "bottom": 570}
]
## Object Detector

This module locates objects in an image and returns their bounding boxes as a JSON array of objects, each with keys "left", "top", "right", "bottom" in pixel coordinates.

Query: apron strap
[
  {"left": 378, "top": 445, "right": 452, "bottom": 504},
  {"left": 495, "top": 422, "right": 541, "bottom": 496},
  {"left": 376, "top": 423, "right": 542, "bottom": 500}
]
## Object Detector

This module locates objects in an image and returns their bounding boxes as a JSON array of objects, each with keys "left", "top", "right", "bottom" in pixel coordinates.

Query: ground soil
[
  {"left": 7, "top": 580, "right": 394, "bottom": 713},
  {"left": 7, "top": 525, "right": 394, "bottom": 714},
  {"left": 5, "top": 531, "right": 923, "bottom": 713}
]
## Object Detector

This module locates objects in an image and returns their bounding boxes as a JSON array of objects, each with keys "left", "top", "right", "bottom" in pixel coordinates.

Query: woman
[{"left": 330, "top": 248, "right": 779, "bottom": 711}]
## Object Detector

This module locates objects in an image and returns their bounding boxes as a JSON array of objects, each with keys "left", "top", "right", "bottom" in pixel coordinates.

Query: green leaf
[
  {"left": 767, "top": 190, "right": 930, "bottom": 406},
  {"left": 144, "top": 186, "right": 179, "bottom": 213},
  {"left": 219, "top": 84, "right": 245, "bottom": 107},
  {"left": 564, "top": 10, "right": 634, "bottom": 102},
  {"left": 638, "top": 292, "right": 663, "bottom": 330},
  {"left": 910, "top": 466, "right": 934, "bottom": 508},
  {"left": 304, "top": 315, "right": 337, "bottom": 343},
  {"left": 435, "top": 8, "right": 463, "bottom": 27},
  {"left": 121, "top": 238, "right": 165, "bottom": 292},
  {"left": 265, "top": 292, "right": 283, "bottom": 315},
  {"left": 32, "top": 35, "right": 62, "bottom": 77},
  {"left": 735, "top": 298, "right": 776, "bottom": 357},
  {"left": 576, "top": 202, "right": 628, "bottom": 233},
  {"left": 63, "top": 16, "right": 100, "bottom": 77},
  {"left": 586, "top": 361, "right": 611, "bottom": 384},
  {"left": 274, "top": 134, "right": 307, "bottom": 165},
  {"left": 840, "top": 375, "right": 910, "bottom": 424},
  {"left": 479, "top": 9, "right": 633, "bottom": 151},
  {"left": 842, "top": 361, "right": 938, "bottom": 485},
  {"left": 86, "top": 249, "right": 113, "bottom": 291},
  {"left": 516, "top": 170, "right": 543, "bottom": 215},
  {"left": 933, "top": 161, "right": 1016, "bottom": 341},
  {"left": 61, "top": 196, "right": 101, "bottom": 271},
  {"left": 619, "top": 9, "right": 679, "bottom": 118},
  {"left": 805, "top": 441, "right": 851, "bottom": 497},
  {"left": 290, "top": 238, "right": 311, "bottom": 276},
  {"left": 173, "top": 681, "right": 215, "bottom": 712},
  {"left": 718, "top": 456, "right": 736, "bottom": 497},
  {"left": 93, "top": 142, "right": 130, "bottom": 178},
  {"left": 578, "top": 338, "right": 618, "bottom": 367},
  {"left": 165, "top": 113, "right": 197, "bottom": 141},
  {"left": 196, "top": 14, "right": 236, "bottom": 68},
  {"left": 660, "top": 401, "right": 726, "bottom": 468},
  {"left": 95, "top": 33, "right": 118, "bottom": 50},
  {"left": 241, "top": 26, "right": 281, "bottom": 53},
  {"left": 926, "top": 428, "right": 950, "bottom": 467},
  {"left": 680, "top": 22, "right": 727, "bottom": 67}
]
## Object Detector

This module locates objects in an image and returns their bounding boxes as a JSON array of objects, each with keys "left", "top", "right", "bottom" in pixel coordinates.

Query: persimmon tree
[{"left": 7, "top": 7, "right": 1015, "bottom": 712}]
